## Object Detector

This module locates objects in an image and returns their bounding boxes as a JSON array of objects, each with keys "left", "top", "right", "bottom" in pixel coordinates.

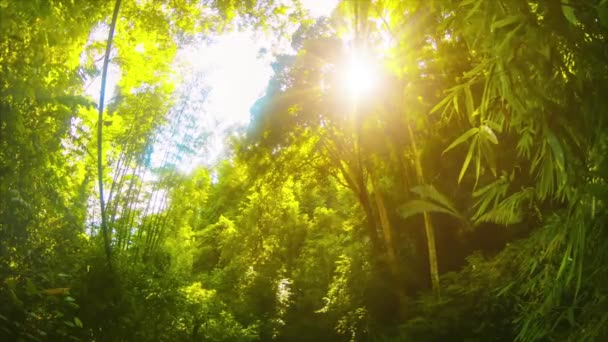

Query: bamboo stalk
[{"left": 97, "top": 0, "right": 122, "bottom": 270}]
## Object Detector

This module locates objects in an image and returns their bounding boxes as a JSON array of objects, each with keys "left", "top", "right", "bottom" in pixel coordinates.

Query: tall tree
[{"left": 97, "top": 0, "right": 122, "bottom": 270}]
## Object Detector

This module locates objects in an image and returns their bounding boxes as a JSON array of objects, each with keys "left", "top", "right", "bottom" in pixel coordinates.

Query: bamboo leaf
[
  {"left": 495, "top": 282, "right": 514, "bottom": 297},
  {"left": 464, "top": 84, "right": 475, "bottom": 117},
  {"left": 463, "top": 60, "right": 488, "bottom": 79},
  {"left": 556, "top": 244, "right": 572, "bottom": 281},
  {"left": 480, "top": 124, "right": 498, "bottom": 144},
  {"left": 480, "top": 140, "right": 497, "bottom": 177},
  {"left": 431, "top": 90, "right": 457, "bottom": 115},
  {"left": 74, "top": 317, "right": 83, "bottom": 328},
  {"left": 459, "top": 0, "right": 476, "bottom": 7},
  {"left": 443, "top": 127, "right": 478, "bottom": 154},
  {"left": 546, "top": 129, "right": 565, "bottom": 171},
  {"left": 485, "top": 119, "right": 502, "bottom": 134},
  {"left": 475, "top": 145, "right": 481, "bottom": 184},
  {"left": 472, "top": 177, "right": 508, "bottom": 221},
  {"left": 458, "top": 137, "right": 477, "bottom": 183},
  {"left": 474, "top": 188, "right": 532, "bottom": 225},
  {"left": 562, "top": 0, "right": 580, "bottom": 26},
  {"left": 465, "top": 0, "right": 483, "bottom": 20},
  {"left": 411, "top": 184, "right": 461, "bottom": 218},
  {"left": 398, "top": 200, "right": 460, "bottom": 220},
  {"left": 491, "top": 15, "right": 523, "bottom": 30}
]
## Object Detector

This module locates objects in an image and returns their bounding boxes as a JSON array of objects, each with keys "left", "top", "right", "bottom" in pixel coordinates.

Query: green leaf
[
  {"left": 74, "top": 317, "right": 83, "bottom": 328},
  {"left": 475, "top": 145, "right": 481, "bottom": 184},
  {"left": 398, "top": 200, "right": 460, "bottom": 219},
  {"left": 474, "top": 189, "right": 531, "bottom": 225},
  {"left": 491, "top": 15, "right": 523, "bottom": 30},
  {"left": 459, "top": 0, "right": 476, "bottom": 7},
  {"left": 463, "top": 60, "right": 489, "bottom": 79},
  {"left": 495, "top": 282, "right": 514, "bottom": 297},
  {"left": 546, "top": 129, "right": 565, "bottom": 171},
  {"left": 430, "top": 90, "right": 457, "bottom": 115},
  {"left": 443, "top": 127, "right": 478, "bottom": 154},
  {"left": 472, "top": 176, "right": 510, "bottom": 221},
  {"left": 411, "top": 184, "right": 459, "bottom": 216},
  {"left": 556, "top": 244, "right": 572, "bottom": 281},
  {"left": 459, "top": 137, "right": 477, "bottom": 183},
  {"left": 562, "top": 0, "right": 580, "bottom": 26},
  {"left": 480, "top": 124, "right": 498, "bottom": 144},
  {"left": 465, "top": 0, "right": 484, "bottom": 20},
  {"left": 464, "top": 85, "right": 475, "bottom": 119},
  {"left": 480, "top": 140, "right": 497, "bottom": 177}
]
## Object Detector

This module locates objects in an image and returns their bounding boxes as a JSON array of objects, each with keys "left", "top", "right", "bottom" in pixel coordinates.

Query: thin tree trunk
[
  {"left": 337, "top": 158, "right": 382, "bottom": 254},
  {"left": 367, "top": 164, "right": 410, "bottom": 315},
  {"left": 107, "top": 150, "right": 132, "bottom": 230},
  {"left": 407, "top": 122, "right": 440, "bottom": 298},
  {"left": 369, "top": 170, "right": 397, "bottom": 269},
  {"left": 97, "top": 0, "right": 122, "bottom": 269},
  {"left": 116, "top": 165, "right": 139, "bottom": 251},
  {"left": 324, "top": 137, "right": 382, "bottom": 254},
  {"left": 125, "top": 170, "right": 144, "bottom": 253},
  {"left": 150, "top": 204, "right": 174, "bottom": 253},
  {"left": 145, "top": 195, "right": 167, "bottom": 256}
]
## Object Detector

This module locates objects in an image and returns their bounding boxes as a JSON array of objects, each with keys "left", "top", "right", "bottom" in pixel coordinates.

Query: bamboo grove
[{"left": 1, "top": 0, "right": 608, "bottom": 341}]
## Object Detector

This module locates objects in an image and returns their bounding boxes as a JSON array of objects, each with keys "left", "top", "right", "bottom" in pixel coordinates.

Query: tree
[{"left": 3, "top": 0, "right": 608, "bottom": 340}]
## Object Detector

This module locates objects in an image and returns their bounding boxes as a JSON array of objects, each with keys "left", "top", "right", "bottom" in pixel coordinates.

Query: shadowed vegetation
[{"left": 1, "top": 0, "right": 608, "bottom": 341}]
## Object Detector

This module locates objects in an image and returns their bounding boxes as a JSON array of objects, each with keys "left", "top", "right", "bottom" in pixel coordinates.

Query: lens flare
[{"left": 342, "top": 54, "right": 377, "bottom": 99}]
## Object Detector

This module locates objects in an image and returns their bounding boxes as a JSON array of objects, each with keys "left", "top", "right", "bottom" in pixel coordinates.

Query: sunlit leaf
[
  {"left": 491, "top": 15, "right": 523, "bottom": 30},
  {"left": 480, "top": 124, "right": 498, "bottom": 144},
  {"left": 398, "top": 199, "right": 460, "bottom": 220},
  {"left": 74, "top": 317, "right": 83, "bottom": 328},
  {"left": 459, "top": 137, "right": 477, "bottom": 183},
  {"left": 561, "top": 0, "right": 580, "bottom": 26},
  {"left": 443, "top": 127, "right": 478, "bottom": 154},
  {"left": 464, "top": 84, "right": 475, "bottom": 121},
  {"left": 411, "top": 184, "right": 459, "bottom": 216}
]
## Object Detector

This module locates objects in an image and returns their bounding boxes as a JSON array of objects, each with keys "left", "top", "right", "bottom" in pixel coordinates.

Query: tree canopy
[{"left": 1, "top": 0, "right": 608, "bottom": 341}]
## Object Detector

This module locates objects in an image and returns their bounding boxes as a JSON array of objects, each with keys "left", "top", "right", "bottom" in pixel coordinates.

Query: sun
[{"left": 342, "top": 53, "right": 377, "bottom": 100}]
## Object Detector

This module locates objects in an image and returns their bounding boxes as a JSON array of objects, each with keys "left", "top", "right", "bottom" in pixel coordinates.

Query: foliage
[{"left": 2, "top": 0, "right": 608, "bottom": 341}]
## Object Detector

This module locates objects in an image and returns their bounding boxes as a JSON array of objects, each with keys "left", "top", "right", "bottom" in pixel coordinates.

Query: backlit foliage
[{"left": 1, "top": 0, "right": 607, "bottom": 341}]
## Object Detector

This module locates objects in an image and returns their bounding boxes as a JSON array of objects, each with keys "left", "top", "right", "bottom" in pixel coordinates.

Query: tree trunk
[
  {"left": 96, "top": 0, "right": 122, "bottom": 270},
  {"left": 368, "top": 167, "right": 409, "bottom": 314},
  {"left": 407, "top": 122, "right": 440, "bottom": 297}
]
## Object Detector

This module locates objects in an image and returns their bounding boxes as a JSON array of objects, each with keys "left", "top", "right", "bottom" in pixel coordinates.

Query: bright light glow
[
  {"left": 84, "top": 0, "right": 341, "bottom": 172},
  {"left": 168, "top": 31, "right": 274, "bottom": 169},
  {"left": 177, "top": 32, "right": 273, "bottom": 127},
  {"left": 342, "top": 54, "right": 377, "bottom": 99},
  {"left": 83, "top": 25, "right": 121, "bottom": 106},
  {"left": 301, "top": 0, "right": 339, "bottom": 17}
]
